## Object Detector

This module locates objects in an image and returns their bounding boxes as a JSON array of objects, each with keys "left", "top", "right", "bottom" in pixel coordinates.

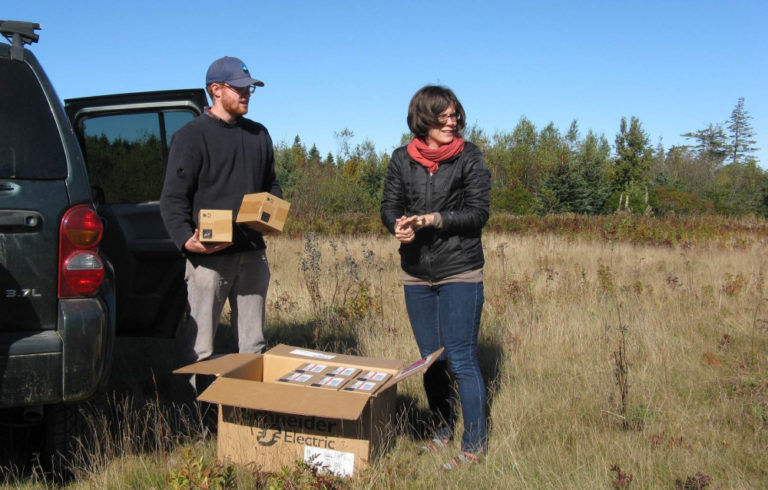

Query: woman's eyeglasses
[{"left": 437, "top": 113, "right": 461, "bottom": 124}]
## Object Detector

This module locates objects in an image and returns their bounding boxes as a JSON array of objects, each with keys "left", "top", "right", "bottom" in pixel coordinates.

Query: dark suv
[{"left": 1, "top": 20, "right": 206, "bottom": 459}]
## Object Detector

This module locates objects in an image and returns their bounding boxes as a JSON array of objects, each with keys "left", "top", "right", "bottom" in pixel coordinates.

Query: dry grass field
[{"left": 4, "top": 230, "right": 768, "bottom": 488}]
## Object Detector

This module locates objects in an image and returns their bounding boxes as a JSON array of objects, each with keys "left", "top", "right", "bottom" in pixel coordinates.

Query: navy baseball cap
[{"left": 205, "top": 56, "right": 264, "bottom": 88}]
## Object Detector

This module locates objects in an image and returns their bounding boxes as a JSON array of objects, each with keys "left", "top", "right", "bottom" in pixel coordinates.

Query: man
[{"left": 160, "top": 56, "right": 281, "bottom": 371}]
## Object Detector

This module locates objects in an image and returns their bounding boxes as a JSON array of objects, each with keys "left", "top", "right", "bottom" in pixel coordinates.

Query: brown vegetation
[{"left": 4, "top": 219, "right": 768, "bottom": 488}]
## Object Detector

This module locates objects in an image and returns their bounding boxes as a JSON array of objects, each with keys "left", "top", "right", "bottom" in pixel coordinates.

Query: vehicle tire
[{"left": 43, "top": 402, "right": 86, "bottom": 479}]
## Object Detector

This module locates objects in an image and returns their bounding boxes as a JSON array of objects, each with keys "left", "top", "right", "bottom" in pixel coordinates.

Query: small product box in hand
[
  {"left": 198, "top": 209, "right": 232, "bottom": 242},
  {"left": 236, "top": 192, "right": 291, "bottom": 234}
]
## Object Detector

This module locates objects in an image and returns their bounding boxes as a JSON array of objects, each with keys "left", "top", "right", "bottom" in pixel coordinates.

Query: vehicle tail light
[{"left": 59, "top": 205, "right": 104, "bottom": 298}]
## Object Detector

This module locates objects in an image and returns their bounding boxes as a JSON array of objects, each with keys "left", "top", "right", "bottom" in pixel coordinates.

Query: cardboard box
[
  {"left": 198, "top": 209, "right": 232, "bottom": 242},
  {"left": 236, "top": 193, "right": 291, "bottom": 233},
  {"left": 174, "top": 344, "right": 442, "bottom": 476}
]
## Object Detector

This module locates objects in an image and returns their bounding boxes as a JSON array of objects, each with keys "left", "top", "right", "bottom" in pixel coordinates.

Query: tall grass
[
  {"left": 268, "top": 231, "right": 768, "bottom": 488},
  {"left": 4, "top": 223, "right": 768, "bottom": 488}
]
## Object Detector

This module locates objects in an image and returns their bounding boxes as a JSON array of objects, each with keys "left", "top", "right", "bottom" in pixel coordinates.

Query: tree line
[{"left": 276, "top": 98, "right": 763, "bottom": 224}]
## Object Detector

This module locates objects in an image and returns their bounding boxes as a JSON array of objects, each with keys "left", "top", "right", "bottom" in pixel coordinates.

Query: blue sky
[{"left": 6, "top": 1, "right": 767, "bottom": 164}]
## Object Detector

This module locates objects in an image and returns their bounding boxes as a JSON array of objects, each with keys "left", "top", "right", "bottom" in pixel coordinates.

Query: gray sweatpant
[{"left": 180, "top": 248, "right": 270, "bottom": 364}]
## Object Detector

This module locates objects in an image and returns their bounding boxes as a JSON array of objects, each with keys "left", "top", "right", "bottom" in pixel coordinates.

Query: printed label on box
[
  {"left": 360, "top": 371, "right": 390, "bottom": 382},
  {"left": 297, "top": 363, "right": 328, "bottom": 373},
  {"left": 344, "top": 380, "right": 378, "bottom": 392},
  {"left": 312, "top": 376, "right": 346, "bottom": 388},
  {"left": 278, "top": 372, "right": 314, "bottom": 384},
  {"left": 330, "top": 366, "right": 359, "bottom": 378},
  {"left": 304, "top": 446, "right": 355, "bottom": 477},
  {"left": 290, "top": 349, "right": 336, "bottom": 360}
]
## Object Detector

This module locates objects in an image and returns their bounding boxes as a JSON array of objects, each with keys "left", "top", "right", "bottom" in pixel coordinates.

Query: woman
[{"left": 381, "top": 85, "right": 491, "bottom": 468}]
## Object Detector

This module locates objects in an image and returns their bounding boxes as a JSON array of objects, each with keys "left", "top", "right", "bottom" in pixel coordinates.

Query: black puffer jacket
[{"left": 381, "top": 141, "right": 491, "bottom": 281}]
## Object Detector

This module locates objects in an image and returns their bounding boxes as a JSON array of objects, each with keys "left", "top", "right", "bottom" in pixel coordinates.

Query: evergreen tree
[
  {"left": 726, "top": 97, "right": 759, "bottom": 165},
  {"left": 682, "top": 123, "right": 728, "bottom": 164},
  {"left": 274, "top": 140, "right": 298, "bottom": 197},
  {"left": 570, "top": 131, "right": 611, "bottom": 214},
  {"left": 613, "top": 116, "right": 653, "bottom": 192},
  {"left": 290, "top": 135, "right": 307, "bottom": 168},
  {"left": 308, "top": 144, "right": 321, "bottom": 165},
  {"left": 537, "top": 131, "right": 610, "bottom": 214},
  {"left": 650, "top": 138, "right": 668, "bottom": 186},
  {"left": 537, "top": 122, "right": 569, "bottom": 169},
  {"left": 565, "top": 120, "right": 579, "bottom": 151},
  {"left": 510, "top": 117, "right": 540, "bottom": 190}
]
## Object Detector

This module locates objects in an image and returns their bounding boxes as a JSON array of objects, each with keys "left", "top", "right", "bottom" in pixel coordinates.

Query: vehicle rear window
[
  {"left": 80, "top": 110, "right": 195, "bottom": 203},
  {"left": 0, "top": 59, "right": 67, "bottom": 179}
]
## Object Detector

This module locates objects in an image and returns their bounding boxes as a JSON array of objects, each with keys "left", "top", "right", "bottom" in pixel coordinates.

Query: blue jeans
[{"left": 404, "top": 281, "right": 487, "bottom": 453}]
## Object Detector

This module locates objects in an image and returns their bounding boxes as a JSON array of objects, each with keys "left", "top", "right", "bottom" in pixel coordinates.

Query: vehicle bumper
[{"left": 0, "top": 293, "right": 115, "bottom": 408}]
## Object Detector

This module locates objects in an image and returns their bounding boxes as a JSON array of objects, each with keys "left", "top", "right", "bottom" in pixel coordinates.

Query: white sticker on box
[
  {"left": 290, "top": 349, "right": 336, "bottom": 360},
  {"left": 304, "top": 446, "right": 355, "bottom": 477},
  {"left": 361, "top": 371, "right": 387, "bottom": 381},
  {"left": 316, "top": 376, "right": 344, "bottom": 387},
  {"left": 346, "top": 380, "right": 376, "bottom": 391},
  {"left": 344, "top": 380, "right": 361, "bottom": 391},
  {"left": 308, "top": 364, "right": 327, "bottom": 373},
  {"left": 330, "top": 366, "right": 355, "bottom": 376},
  {"left": 283, "top": 372, "right": 313, "bottom": 383}
]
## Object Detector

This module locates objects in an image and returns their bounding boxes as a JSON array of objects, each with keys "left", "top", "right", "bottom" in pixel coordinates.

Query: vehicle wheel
[{"left": 43, "top": 402, "right": 87, "bottom": 479}]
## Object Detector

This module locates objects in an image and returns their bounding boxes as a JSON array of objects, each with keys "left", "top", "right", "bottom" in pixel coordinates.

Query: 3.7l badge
[{"left": 5, "top": 289, "right": 42, "bottom": 298}]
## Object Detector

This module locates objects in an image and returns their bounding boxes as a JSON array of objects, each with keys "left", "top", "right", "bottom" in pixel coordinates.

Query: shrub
[
  {"left": 491, "top": 186, "right": 536, "bottom": 214},
  {"left": 653, "top": 186, "right": 714, "bottom": 216},
  {"left": 602, "top": 187, "right": 659, "bottom": 215}
]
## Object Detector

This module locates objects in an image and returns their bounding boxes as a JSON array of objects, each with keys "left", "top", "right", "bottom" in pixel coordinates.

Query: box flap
[
  {"left": 377, "top": 348, "right": 444, "bottom": 393},
  {"left": 198, "top": 377, "right": 371, "bottom": 420},
  {"left": 173, "top": 354, "right": 261, "bottom": 376}
]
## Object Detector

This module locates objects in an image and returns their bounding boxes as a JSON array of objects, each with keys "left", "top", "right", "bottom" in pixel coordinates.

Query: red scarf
[{"left": 406, "top": 136, "right": 465, "bottom": 174}]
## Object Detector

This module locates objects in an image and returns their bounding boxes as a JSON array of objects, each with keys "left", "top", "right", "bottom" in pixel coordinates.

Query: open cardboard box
[{"left": 174, "top": 344, "right": 442, "bottom": 477}]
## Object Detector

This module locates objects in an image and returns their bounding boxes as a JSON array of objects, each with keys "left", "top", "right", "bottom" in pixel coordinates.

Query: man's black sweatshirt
[{"left": 160, "top": 112, "right": 282, "bottom": 254}]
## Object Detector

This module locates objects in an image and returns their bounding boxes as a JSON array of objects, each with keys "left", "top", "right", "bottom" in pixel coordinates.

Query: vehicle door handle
[
  {"left": 0, "top": 182, "right": 20, "bottom": 194},
  {"left": 0, "top": 210, "right": 41, "bottom": 228}
]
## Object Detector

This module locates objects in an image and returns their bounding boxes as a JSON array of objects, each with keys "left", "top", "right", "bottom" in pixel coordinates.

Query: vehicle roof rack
[{"left": 0, "top": 20, "right": 41, "bottom": 61}]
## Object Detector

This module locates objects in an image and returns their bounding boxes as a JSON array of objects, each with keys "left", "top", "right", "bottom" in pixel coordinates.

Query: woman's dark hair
[{"left": 407, "top": 85, "right": 466, "bottom": 140}]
